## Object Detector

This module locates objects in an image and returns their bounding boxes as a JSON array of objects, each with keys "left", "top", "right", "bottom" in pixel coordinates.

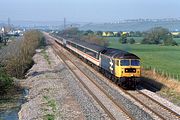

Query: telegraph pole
[
  {"left": 8, "top": 18, "right": 10, "bottom": 27},
  {"left": 8, "top": 17, "right": 11, "bottom": 32},
  {"left": 64, "top": 17, "right": 66, "bottom": 30}
]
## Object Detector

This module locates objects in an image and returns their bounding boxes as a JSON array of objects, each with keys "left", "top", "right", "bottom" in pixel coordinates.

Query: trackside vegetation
[
  {"left": 0, "top": 30, "right": 45, "bottom": 94},
  {"left": 0, "top": 66, "right": 13, "bottom": 95}
]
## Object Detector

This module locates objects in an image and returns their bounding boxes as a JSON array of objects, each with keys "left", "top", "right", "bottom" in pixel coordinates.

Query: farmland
[
  {"left": 108, "top": 37, "right": 180, "bottom": 81},
  {"left": 174, "top": 38, "right": 180, "bottom": 44}
]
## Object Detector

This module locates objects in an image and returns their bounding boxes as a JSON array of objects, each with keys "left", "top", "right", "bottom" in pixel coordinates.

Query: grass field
[
  {"left": 107, "top": 37, "right": 143, "bottom": 43},
  {"left": 174, "top": 38, "right": 180, "bottom": 44},
  {"left": 108, "top": 38, "right": 180, "bottom": 80},
  {"left": 0, "top": 43, "right": 3, "bottom": 47}
]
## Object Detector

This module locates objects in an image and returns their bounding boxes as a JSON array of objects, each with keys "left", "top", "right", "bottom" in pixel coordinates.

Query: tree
[
  {"left": 129, "top": 31, "right": 135, "bottom": 37},
  {"left": 81, "top": 35, "right": 109, "bottom": 47},
  {"left": 109, "top": 31, "right": 114, "bottom": 37},
  {"left": 129, "top": 38, "right": 135, "bottom": 44},
  {"left": 96, "top": 31, "right": 103, "bottom": 36},
  {"left": 85, "top": 30, "right": 94, "bottom": 35},
  {"left": 171, "top": 40, "right": 178, "bottom": 46},
  {"left": 142, "top": 27, "right": 170, "bottom": 44},
  {"left": 115, "top": 32, "right": 121, "bottom": 37},
  {"left": 119, "top": 34, "right": 127, "bottom": 44},
  {"left": 135, "top": 31, "right": 142, "bottom": 37},
  {"left": 163, "top": 34, "right": 178, "bottom": 46},
  {"left": 3, "top": 37, "right": 9, "bottom": 45},
  {"left": 0, "top": 36, "right": 2, "bottom": 43},
  {"left": 63, "top": 27, "right": 80, "bottom": 38},
  {"left": 0, "top": 66, "right": 13, "bottom": 95}
]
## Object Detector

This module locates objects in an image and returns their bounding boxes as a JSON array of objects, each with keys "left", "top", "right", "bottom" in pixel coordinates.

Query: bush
[
  {"left": 0, "top": 66, "right": 13, "bottom": 95},
  {"left": 128, "top": 38, "right": 135, "bottom": 44},
  {"left": 171, "top": 40, "right": 178, "bottom": 46},
  {"left": 119, "top": 34, "right": 127, "bottom": 44}
]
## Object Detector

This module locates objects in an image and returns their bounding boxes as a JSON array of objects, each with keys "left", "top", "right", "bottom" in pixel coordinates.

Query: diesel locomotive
[{"left": 54, "top": 36, "right": 141, "bottom": 87}]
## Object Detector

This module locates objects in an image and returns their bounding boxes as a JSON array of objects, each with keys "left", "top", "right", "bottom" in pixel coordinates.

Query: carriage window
[
  {"left": 77, "top": 45, "right": 84, "bottom": 51},
  {"left": 85, "top": 49, "right": 96, "bottom": 58},
  {"left": 131, "top": 60, "right": 140, "bottom": 66},
  {"left": 120, "top": 60, "right": 130, "bottom": 66},
  {"left": 71, "top": 43, "right": 76, "bottom": 48},
  {"left": 67, "top": 41, "right": 70, "bottom": 45},
  {"left": 115, "top": 60, "right": 120, "bottom": 66}
]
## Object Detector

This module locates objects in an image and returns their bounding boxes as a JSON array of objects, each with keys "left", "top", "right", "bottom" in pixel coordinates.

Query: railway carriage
[{"left": 66, "top": 40, "right": 105, "bottom": 66}]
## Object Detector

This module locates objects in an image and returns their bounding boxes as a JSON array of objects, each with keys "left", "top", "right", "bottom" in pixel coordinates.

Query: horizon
[
  {"left": 1, "top": 17, "right": 180, "bottom": 25},
  {"left": 0, "top": 0, "right": 180, "bottom": 23}
]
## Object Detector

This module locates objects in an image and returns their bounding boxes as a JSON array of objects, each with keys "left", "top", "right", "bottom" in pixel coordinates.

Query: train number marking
[{"left": 109, "top": 59, "right": 113, "bottom": 73}]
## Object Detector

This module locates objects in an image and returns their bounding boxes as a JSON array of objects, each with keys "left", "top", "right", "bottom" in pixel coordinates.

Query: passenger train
[{"left": 54, "top": 36, "right": 141, "bottom": 88}]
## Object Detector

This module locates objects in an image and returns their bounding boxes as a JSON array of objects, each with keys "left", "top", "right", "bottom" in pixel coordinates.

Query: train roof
[
  {"left": 67, "top": 39, "right": 106, "bottom": 53},
  {"left": 101, "top": 48, "right": 140, "bottom": 59}
]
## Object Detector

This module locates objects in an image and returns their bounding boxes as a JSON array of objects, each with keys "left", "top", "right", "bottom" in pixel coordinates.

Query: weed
[
  {"left": 42, "top": 49, "right": 51, "bottom": 65},
  {"left": 43, "top": 114, "right": 55, "bottom": 120},
  {"left": 160, "top": 87, "right": 180, "bottom": 106},
  {"left": 43, "top": 96, "right": 56, "bottom": 112},
  {"left": 43, "top": 96, "right": 49, "bottom": 100},
  {"left": 48, "top": 99, "right": 56, "bottom": 112}
]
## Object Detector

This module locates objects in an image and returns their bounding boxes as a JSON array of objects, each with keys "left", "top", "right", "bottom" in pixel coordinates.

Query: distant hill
[
  {"left": 80, "top": 20, "right": 180, "bottom": 32},
  {"left": 0, "top": 20, "right": 82, "bottom": 30},
  {"left": 1, "top": 19, "right": 180, "bottom": 32}
]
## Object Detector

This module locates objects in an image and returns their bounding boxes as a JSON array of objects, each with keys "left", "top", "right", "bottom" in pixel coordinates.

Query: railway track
[
  {"left": 48, "top": 37, "right": 134, "bottom": 120},
  {"left": 46, "top": 33, "right": 180, "bottom": 120},
  {"left": 126, "top": 89, "right": 180, "bottom": 120}
]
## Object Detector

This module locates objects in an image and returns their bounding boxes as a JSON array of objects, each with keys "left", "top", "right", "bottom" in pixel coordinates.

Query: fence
[{"left": 142, "top": 65, "right": 180, "bottom": 81}]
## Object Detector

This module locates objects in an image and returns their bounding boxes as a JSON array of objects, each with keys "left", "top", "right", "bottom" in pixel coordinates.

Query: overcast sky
[{"left": 0, "top": 0, "right": 180, "bottom": 22}]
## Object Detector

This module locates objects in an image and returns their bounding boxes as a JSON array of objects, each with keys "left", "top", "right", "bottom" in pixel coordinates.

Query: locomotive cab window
[
  {"left": 120, "top": 60, "right": 130, "bottom": 66},
  {"left": 131, "top": 60, "right": 140, "bottom": 66}
]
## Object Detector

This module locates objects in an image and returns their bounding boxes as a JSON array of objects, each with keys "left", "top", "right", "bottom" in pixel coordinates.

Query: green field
[
  {"left": 174, "top": 38, "right": 180, "bottom": 44},
  {"left": 127, "top": 37, "right": 144, "bottom": 43},
  {"left": 108, "top": 39, "right": 180, "bottom": 80},
  {"left": 0, "top": 43, "right": 3, "bottom": 49},
  {"left": 107, "top": 37, "right": 143, "bottom": 44}
]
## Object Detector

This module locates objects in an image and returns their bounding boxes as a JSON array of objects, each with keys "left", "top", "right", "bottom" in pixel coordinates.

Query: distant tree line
[
  {"left": 118, "top": 27, "right": 178, "bottom": 45},
  {"left": 53, "top": 27, "right": 109, "bottom": 47},
  {"left": 53, "top": 26, "right": 178, "bottom": 46}
]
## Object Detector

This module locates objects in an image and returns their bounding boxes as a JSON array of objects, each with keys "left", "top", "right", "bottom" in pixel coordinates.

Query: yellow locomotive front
[
  {"left": 114, "top": 58, "right": 141, "bottom": 87},
  {"left": 114, "top": 59, "right": 141, "bottom": 78},
  {"left": 100, "top": 48, "right": 141, "bottom": 87}
]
